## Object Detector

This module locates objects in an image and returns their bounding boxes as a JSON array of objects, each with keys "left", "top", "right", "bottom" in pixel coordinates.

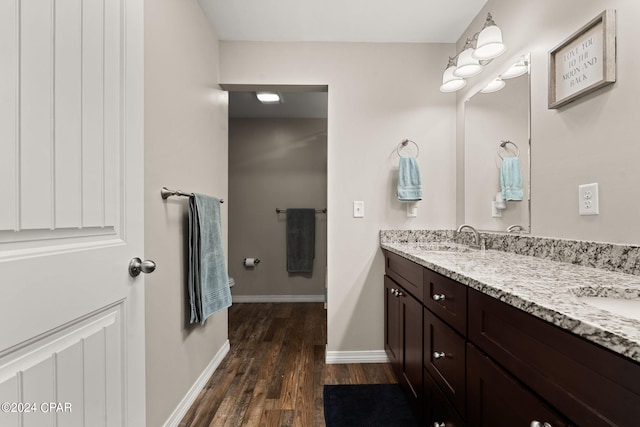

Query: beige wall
[
  {"left": 144, "top": 1, "right": 229, "bottom": 426},
  {"left": 220, "top": 42, "right": 457, "bottom": 353},
  {"left": 228, "top": 118, "right": 328, "bottom": 298},
  {"left": 457, "top": 0, "right": 640, "bottom": 244}
]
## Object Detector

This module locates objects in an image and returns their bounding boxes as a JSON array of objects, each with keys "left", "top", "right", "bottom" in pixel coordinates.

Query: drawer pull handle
[
  {"left": 432, "top": 294, "right": 446, "bottom": 302},
  {"left": 433, "top": 423, "right": 445, "bottom": 427},
  {"left": 390, "top": 289, "right": 404, "bottom": 297},
  {"left": 433, "top": 351, "right": 446, "bottom": 360},
  {"left": 530, "top": 422, "right": 552, "bottom": 427}
]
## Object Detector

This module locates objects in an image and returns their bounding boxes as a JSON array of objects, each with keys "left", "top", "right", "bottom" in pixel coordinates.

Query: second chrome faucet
[{"left": 455, "top": 224, "right": 481, "bottom": 249}]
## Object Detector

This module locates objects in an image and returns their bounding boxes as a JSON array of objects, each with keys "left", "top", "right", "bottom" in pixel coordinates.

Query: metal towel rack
[
  {"left": 497, "top": 140, "right": 519, "bottom": 160},
  {"left": 496, "top": 140, "right": 520, "bottom": 169},
  {"left": 161, "top": 187, "right": 224, "bottom": 203},
  {"left": 396, "top": 138, "right": 420, "bottom": 158},
  {"left": 275, "top": 208, "right": 326, "bottom": 214}
]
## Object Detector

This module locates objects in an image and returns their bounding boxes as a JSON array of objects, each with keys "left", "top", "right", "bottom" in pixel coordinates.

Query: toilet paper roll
[{"left": 243, "top": 258, "right": 260, "bottom": 267}]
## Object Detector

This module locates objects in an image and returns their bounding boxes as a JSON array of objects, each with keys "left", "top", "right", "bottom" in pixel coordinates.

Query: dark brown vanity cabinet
[
  {"left": 467, "top": 343, "right": 572, "bottom": 427},
  {"left": 383, "top": 248, "right": 640, "bottom": 427},
  {"left": 384, "top": 275, "right": 423, "bottom": 405},
  {"left": 468, "top": 288, "right": 640, "bottom": 426}
]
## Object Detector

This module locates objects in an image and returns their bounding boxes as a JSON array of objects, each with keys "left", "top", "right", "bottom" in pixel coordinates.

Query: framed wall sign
[{"left": 548, "top": 10, "right": 616, "bottom": 109}]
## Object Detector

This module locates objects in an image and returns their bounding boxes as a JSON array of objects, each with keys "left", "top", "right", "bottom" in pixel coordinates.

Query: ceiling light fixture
[
  {"left": 256, "top": 92, "right": 282, "bottom": 104},
  {"left": 439, "top": 13, "right": 506, "bottom": 93}
]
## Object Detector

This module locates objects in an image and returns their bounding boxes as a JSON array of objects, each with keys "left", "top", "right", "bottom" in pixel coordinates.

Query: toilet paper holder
[{"left": 243, "top": 258, "right": 261, "bottom": 267}]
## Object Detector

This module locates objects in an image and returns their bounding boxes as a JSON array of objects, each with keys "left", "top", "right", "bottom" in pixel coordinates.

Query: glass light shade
[
  {"left": 473, "top": 25, "right": 506, "bottom": 60},
  {"left": 481, "top": 78, "right": 505, "bottom": 93},
  {"left": 440, "top": 65, "right": 467, "bottom": 92},
  {"left": 453, "top": 48, "right": 483, "bottom": 78},
  {"left": 501, "top": 60, "right": 528, "bottom": 79}
]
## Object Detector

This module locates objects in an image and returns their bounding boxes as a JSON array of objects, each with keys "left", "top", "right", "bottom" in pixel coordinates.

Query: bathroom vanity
[{"left": 382, "top": 231, "right": 640, "bottom": 426}]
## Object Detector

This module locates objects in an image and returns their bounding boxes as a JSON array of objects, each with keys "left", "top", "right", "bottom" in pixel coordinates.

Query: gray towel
[
  {"left": 188, "top": 194, "right": 231, "bottom": 324},
  {"left": 286, "top": 208, "right": 316, "bottom": 273}
]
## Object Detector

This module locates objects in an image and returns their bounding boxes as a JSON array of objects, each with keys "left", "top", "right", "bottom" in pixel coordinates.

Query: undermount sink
[
  {"left": 418, "top": 242, "right": 475, "bottom": 253},
  {"left": 576, "top": 294, "right": 640, "bottom": 322}
]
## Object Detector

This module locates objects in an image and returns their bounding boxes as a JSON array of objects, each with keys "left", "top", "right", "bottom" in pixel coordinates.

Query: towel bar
[{"left": 161, "top": 187, "right": 224, "bottom": 203}]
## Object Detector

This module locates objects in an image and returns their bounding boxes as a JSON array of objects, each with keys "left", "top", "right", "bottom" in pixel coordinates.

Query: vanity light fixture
[
  {"left": 439, "top": 12, "right": 506, "bottom": 93},
  {"left": 473, "top": 13, "right": 507, "bottom": 60},
  {"left": 453, "top": 38, "right": 484, "bottom": 78},
  {"left": 500, "top": 56, "right": 530, "bottom": 79},
  {"left": 256, "top": 92, "right": 282, "bottom": 104},
  {"left": 481, "top": 77, "right": 506, "bottom": 93},
  {"left": 440, "top": 57, "right": 468, "bottom": 92}
]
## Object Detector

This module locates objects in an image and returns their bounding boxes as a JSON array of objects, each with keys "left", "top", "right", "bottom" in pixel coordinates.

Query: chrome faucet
[
  {"left": 455, "top": 224, "right": 480, "bottom": 248},
  {"left": 507, "top": 224, "right": 525, "bottom": 233}
]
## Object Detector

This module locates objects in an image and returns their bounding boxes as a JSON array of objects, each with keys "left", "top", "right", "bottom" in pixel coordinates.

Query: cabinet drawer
[
  {"left": 469, "top": 289, "right": 640, "bottom": 426},
  {"left": 424, "top": 308, "right": 466, "bottom": 416},
  {"left": 424, "top": 370, "right": 466, "bottom": 427},
  {"left": 423, "top": 268, "right": 467, "bottom": 335},
  {"left": 384, "top": 250, "right": 423, "bottom": 301},
  {"left": 467, "top": 343, "right": 573, "bottom": 427}
]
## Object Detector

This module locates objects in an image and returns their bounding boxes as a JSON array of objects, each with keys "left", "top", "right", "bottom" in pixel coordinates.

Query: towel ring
[
  {"left": 396, "top": 139, "right": 420, "bottom": 158},
  {"left": 495, "top": 141, "right": 520, "bottom": 169},
  {"left": 497, "top": 140, "right": 519, "bottom": 160}
]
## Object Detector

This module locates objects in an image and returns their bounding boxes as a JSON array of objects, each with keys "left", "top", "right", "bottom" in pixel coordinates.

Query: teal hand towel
[
  {"left": 188, "top": 194, "right": 231, "bottom": 325},
  {"left": 500, "top": 157, "right": 524, "bottom": 201},
  {"left": 397, "top": 157, "right": 422, "bottom": 202}
]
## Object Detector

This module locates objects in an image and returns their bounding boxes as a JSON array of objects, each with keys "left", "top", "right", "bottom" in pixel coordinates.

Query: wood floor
[{"left": 179, "top": 303, "right": 396, "bottom": 427}]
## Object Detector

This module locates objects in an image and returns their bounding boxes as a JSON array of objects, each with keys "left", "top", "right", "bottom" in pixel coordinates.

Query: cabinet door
[
  {"left": 384, "top": 275, "right": 401, "bottom": 372},
  {"left": 467, "top": 344, "right": 574, "bottom": 427},
  {"left": 384, "top": 275, "right": 422, "bottom": 403},
  {"left": 401, "top": 288, "right": 423, "bottom": 401}
]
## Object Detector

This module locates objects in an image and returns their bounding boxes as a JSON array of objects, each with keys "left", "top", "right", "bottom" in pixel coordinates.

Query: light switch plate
[
  {"left": 578, "top": 183, "right": 599, "bottom": 216},
  {"left": 353, "top": 201, "right": 364, "bottom": 218}
]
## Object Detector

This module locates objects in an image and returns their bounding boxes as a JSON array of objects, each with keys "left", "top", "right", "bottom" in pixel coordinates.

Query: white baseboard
[
  {"left": 163, "top": 339, "right": 230, "bottom": 427},
  {"left": 325, "top": 349, "right": 390, "bottom": 364},
  {"left": 232, "top": 294, "right": 325, "bottom": 303}
]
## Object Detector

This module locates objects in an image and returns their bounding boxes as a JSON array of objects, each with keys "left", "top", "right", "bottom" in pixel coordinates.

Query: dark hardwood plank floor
[{"left": 178, "top": 302, "right": 396, "bottom": 426}]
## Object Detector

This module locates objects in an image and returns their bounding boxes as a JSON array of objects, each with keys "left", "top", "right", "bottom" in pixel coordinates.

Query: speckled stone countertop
[{"left": 380, "top": 230, "right": 640, "bottom": 364}]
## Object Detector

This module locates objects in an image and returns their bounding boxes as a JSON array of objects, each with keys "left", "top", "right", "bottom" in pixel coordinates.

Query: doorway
[{"left": 225, "top": 86, "right": 328, "bottom": 303}]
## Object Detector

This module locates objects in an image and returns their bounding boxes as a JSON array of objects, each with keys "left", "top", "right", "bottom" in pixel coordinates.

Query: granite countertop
[{"left": 381, "top": 240, "right": 640, "bottom": 363}]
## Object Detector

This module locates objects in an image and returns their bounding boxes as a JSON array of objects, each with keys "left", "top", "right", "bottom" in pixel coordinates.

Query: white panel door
[{"left": 0, "top": 0, "right": 145, "bottom": 426}]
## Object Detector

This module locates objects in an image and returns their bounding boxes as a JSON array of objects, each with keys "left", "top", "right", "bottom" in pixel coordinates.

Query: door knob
[{"left": 129, "top": 258, "right": 156, "bottom": 277}]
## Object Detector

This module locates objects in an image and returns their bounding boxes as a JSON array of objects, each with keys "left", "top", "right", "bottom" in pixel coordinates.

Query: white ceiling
[{"left": 199, "top": 0, "right": 488, "bottom": 43}]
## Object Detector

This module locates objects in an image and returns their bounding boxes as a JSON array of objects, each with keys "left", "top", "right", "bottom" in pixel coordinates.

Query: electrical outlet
[
  {"left": 407, "top": 202, "right": 418, "bottom": 218},
  {"left": 578, "top": 183, "right": 599, "bottom": 216}
]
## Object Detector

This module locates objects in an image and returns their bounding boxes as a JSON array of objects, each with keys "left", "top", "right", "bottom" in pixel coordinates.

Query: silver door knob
[
  {"left": 129, "top": 258, "right": 156, "bottom": 277},
  {"left": 433, "top": 351, "right": 446, "bottom": 360}
]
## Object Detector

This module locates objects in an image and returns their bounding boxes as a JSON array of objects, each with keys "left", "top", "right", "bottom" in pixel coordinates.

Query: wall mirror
[{"left": 463, "top": 54, "right": 531, "bottom": 233}]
